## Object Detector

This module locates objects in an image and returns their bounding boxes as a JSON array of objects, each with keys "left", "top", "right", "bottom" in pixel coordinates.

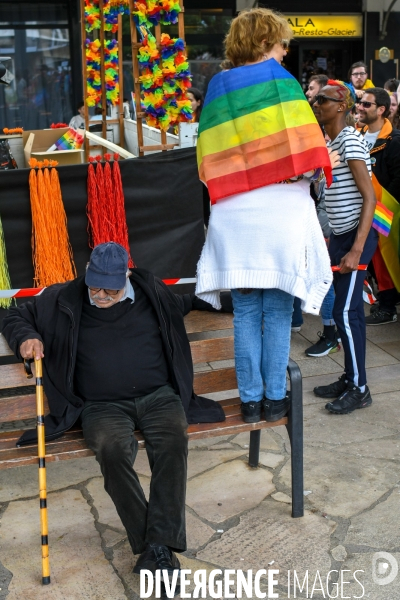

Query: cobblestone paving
[{"left": 0, "top": 314, "right": 399, "bottom": 599}]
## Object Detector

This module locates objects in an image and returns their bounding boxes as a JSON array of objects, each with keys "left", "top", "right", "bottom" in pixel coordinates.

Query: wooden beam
[
  {"left": 117, "top": 13, "right": 125, "bottom": 148},
  {"left": 84, "top": 130, "right": 136, "bottom": 158},
  {"left": 139, "top": 143, "right": 178, "bottom": 152},
  {"left": 99, "top": 0, "right": 107, "bottom": 147},
  {"left": 80, "top": 0, "right": 90, "bottom": 161},
  {"left": 129, "top": 0, "right": 145, "bottom": 156}
]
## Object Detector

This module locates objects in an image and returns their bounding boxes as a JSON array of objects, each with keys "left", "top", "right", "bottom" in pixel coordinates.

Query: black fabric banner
[{"left": 0, "top": 147, "right": 204, "bottom": 287}]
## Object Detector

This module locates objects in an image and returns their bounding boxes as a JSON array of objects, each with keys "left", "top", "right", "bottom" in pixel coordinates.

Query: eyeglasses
[
  {"left": 352, "top": 72, "right": 367, "bottom": 78},
  {"left": 88, "top": 287, "right": 120, "bottom": 296},
  {"left": 314, "top": 95, "right": 343, "bottom": 105},
  {"left": 355, "top": 100, "right": 377, "bottom": 108},
  {"left": 281, "top": 39, "right": 290, "bottom": 50}
]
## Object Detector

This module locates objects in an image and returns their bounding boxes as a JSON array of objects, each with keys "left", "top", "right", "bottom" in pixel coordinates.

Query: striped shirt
[{"left": 325, "top": 126, "right": 371, "bottom": 235}]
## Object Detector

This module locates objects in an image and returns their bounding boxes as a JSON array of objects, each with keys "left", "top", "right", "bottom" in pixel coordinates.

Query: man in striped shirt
[{"left": 312, "top": 81, "right": 378, "bottom": 414}]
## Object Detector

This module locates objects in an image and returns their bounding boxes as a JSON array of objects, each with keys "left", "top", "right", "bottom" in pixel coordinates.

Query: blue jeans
[
  {"left": 321, "top": 283, "right": 335, "bottom": 326},
  {"left": 231, "top": 288, "right": 294, "bottom": 402},
  {"left": 292, "top": 297, "right": 303, "bottom": 327}
]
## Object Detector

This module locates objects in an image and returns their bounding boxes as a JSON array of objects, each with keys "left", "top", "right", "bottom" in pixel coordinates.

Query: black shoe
[
  {"left": 305, "top": 332, "right": 340, "bottom": 357},
  {"left": 133, "top": 544, "right": 181, "bottom": 597},
  {"left": 370, "top": 302, "right": 380, "bottom": 314},
  {"left": 365, "top": 309, "right": 397, "bottom": 325},
  {"left": 313, "top": 373, "right": 347, "bottom": 399},
  {"left": 241, "top": 400, "right": 262, "bottom": 423},
  {"left": 263, "top": 395, "right": 290, "bottom": 422},
  {"left": 325, "top": 385, "right": 372, "bottom": 414}
]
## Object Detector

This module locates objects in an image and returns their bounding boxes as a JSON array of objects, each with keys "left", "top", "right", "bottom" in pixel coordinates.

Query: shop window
[{"left": 0, "top": 2, "right": 73, "bottom": 130}]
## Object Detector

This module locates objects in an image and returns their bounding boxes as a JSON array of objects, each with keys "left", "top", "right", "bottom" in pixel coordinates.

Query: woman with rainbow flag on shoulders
[{"left": 195, "top": 8, "right": 336, "bottom": 425}]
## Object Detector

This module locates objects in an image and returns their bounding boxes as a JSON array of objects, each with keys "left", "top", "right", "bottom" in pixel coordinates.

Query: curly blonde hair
[{"left": 224, "top": 8, "right": 293, "bottom": 67}]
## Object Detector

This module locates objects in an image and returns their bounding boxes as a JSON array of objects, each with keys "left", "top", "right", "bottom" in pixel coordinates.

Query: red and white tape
[{"left": 0, "top": 278, "right": 197, "bottom": 299}]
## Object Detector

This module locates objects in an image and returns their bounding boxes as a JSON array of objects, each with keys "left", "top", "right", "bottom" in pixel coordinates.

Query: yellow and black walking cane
[{"left": 24, "top": 355, "right": 51, "bottom": 585}]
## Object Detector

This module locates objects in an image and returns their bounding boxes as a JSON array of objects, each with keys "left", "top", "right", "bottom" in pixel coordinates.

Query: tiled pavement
[{"left": 0, "top": 313, "right": 399, "bottom": 599}]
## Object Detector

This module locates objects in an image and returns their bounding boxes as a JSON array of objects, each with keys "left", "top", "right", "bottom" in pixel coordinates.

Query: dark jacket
[
  {"left": 361, "top": 119, "right": 400, "bottom": 202},
  {"left": 2, "top": 269, "right": 227, "bottom": 446}
]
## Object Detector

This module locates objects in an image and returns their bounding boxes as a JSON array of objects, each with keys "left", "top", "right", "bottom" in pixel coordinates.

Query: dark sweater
[{"left": 74, "top": 286, "right": 169, "bottom": 401}]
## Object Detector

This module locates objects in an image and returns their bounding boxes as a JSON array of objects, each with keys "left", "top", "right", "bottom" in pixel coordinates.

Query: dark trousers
[
  {"left": 329, "top": 227, "right": 379, "bottom": 387},
  {"left": 81, "top": 384, "right": 188, "bottom": 554}
]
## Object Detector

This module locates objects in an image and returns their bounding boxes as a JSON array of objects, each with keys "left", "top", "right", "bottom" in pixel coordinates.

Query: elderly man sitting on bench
[{"left": 1, "top": 242, "right": 228, "bottom": 597}]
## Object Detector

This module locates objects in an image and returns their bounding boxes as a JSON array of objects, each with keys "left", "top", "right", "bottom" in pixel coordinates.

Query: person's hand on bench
[{"left": 20, "top": 339, "right": 44, "bottom": 360}]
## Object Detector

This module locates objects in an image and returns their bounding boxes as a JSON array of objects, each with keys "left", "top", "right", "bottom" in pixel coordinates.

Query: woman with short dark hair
[{"left": 312, "top": 81, "right": 378, "bottom": 414}]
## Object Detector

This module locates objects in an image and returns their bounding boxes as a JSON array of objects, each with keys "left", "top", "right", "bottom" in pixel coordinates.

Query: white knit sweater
[{"left": 196, "top": 179, "right": 332, "bottom": 314}]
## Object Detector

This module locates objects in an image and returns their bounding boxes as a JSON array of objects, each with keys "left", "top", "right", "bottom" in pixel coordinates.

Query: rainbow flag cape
[
  {"left": 54, "top": 128, "right": 84, "bottom": 151},
  {"left": 197, "top": 59, "right": 332, "bottom": 204},
  {"left": 372, "top": 173, "right": 400, "bottom": 291}
]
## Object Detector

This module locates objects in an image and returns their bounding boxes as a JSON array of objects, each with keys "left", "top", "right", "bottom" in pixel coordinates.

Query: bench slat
[
  {"left": 194, "top": 367, "right": 237, "bottom": 394},
  {"left": 187, "top": 415, "right": 288, "bottom": 438},
  {"left": 184, "top": 311, "right": 233, "bottom": 334},
  {"left": 0, "top": 363, "right": 32, "bottom": 389},
  {"left": 190, "top": 337, "right": 233, "bottom": 364},
  {"left": 0, "top": 414, "right": 288, "bottom": 469},
  {"left": 0, "top": 394, "right": 49, "bottom": 422}
]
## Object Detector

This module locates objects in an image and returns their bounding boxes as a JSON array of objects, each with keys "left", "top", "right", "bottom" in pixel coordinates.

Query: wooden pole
[
  {"left": 129, "top": 0, "right": 144, "bottom": 156},
  {"left": 80, "top": 0, "right": 90, "bottom": 161},
  {"left": 154, "top": 24, "right": 167, "bottom": 151},
  {"left": 99, "top": 0, "right": 107, "bottom": 148},
  {"left": 178, "top": 0, "right": 185, "bottom": 41},
  {"left": 118, "top": 13, "right": 124, "bottom": 148}
]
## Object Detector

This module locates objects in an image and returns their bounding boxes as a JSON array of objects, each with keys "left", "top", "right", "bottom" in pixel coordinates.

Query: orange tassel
[{"left": 29, "top": 164, "right": 76, "bottom": 287}]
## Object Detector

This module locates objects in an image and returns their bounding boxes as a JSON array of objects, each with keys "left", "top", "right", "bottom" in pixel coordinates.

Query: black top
[{"left": 74, "top": 284, "right": 170, "bottom": 401}]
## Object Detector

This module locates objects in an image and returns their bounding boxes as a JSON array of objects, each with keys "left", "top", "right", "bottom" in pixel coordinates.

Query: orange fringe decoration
[
  {"left": 3, "top": 127, "right": 23, "bottom": 135},
  {"left": 28, "top": 158, "right": 77, "bottom": 287},
  {"left": 86, "top": 154, "right": 134, "bottom": 266}
]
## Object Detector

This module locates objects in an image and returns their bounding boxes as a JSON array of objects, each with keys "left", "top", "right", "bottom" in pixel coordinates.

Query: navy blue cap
[{"left": 85, "top": 242, "right": 128, "bottom": 290}]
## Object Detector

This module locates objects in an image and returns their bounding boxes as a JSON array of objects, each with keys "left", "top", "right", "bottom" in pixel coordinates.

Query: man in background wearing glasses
[
  {"left": 357, "top": 87, "right": 400, "bottom": 325},
  {"left": 2, "top": 241, "right": 229, "bottom": 597},
  {"left": 348, "top": 61, "right": 375, "bottom": 99}
]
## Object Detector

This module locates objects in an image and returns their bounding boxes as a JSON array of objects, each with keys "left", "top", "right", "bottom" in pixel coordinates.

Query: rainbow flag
[
  {"left": 372, "top": 173, "right": 400, "bottom": 291},
  {"left": 197, "top": 59, "right": 332, "bottom": 204},
  {"left": 372, "top": 200, "right": 393, "bottom": 236},
  {"left": 54, "top": 128, "right": 84, "bottom": 151}
]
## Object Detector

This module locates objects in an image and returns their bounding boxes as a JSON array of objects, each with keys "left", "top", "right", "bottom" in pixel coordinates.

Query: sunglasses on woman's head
[
  {"left": 281, "top": 39, "right": 290, "bottom": 50},
  {"left": 314, "top": 95, "right": 343, "bottom": 105},
  {"left": 355, "top": 100, "right": 377, "bottom": 108}
]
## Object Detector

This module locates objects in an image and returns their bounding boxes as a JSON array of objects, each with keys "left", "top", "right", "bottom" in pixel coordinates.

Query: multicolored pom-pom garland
[
  {"left": 85, "top": 0, "right": 124, "bottom": 106},
  {"left": 132, "top": 0, "right": 181, "bottom": 27},
  {"left": 133, "top": 0, "right": 193, "bottom": 132},
  {"left": 84, "top": 0, "right": 193, "bottom": 125},
  {"left": 85, "top": 0, "right": 129, "bottom": 33},
  {"left": 137, "top": 31, "right": 192, "bottom": 131},
  {"left": 86, "top": 37, "right": 120, "bottom": 106}
]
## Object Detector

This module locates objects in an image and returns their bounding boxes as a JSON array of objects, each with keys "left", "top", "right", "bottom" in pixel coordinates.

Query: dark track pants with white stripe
[{"left": 329, "top": 227, "right": 379, "bottom": 388}]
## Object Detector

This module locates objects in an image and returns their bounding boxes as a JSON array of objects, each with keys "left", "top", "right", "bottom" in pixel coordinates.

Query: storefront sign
[{"left": 286, "top": 15, "right": 363, "bottom": 38}]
